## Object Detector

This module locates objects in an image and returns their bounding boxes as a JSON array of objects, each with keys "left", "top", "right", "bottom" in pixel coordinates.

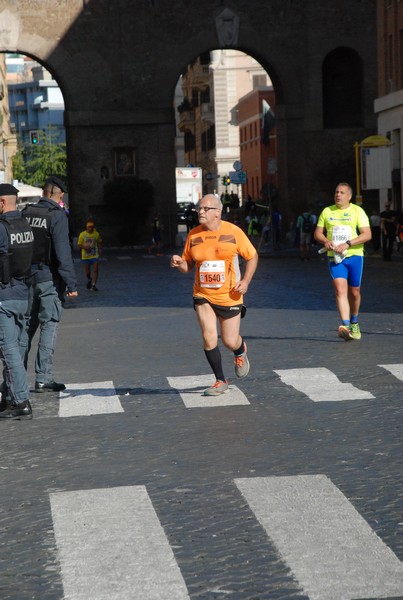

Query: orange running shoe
[
  {"left": 234, "top": 343, "right": 250, "bottom": 378},
  {"left": 203, "top": 380, "right": 229, "bottom": 396}
]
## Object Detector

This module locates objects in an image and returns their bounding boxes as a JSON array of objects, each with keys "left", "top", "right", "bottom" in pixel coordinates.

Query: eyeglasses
[{"left": 196, "top": 206, "right": 219, "bottom": 213}]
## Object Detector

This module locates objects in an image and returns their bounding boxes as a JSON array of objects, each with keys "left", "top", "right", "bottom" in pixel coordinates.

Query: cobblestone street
[{"left": 0, "top": 247, "right": 402, "bottom": 600}]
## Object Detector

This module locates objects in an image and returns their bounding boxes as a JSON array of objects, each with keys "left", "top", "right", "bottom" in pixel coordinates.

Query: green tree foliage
[
  {"left": 103, "top": 176, "right": 154, "bottom": 244},
  {"left": 11, "top": 128, "right": 67, "bottom": 186},
  {"left": 11, "top": 150, "right": 26, "bottom": 182}
]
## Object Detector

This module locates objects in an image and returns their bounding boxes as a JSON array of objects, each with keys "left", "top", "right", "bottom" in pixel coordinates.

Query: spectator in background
[
  {"left": 396, "top": 209, "right": 403, "bottom": 253},
  {"left": 242, "top": 195, "right": 254, "bottom": 232},
  {"left": 184, "top": 204, "right": 198, "bottom": 232},
  {"left": 272, "top": 207, "right": 282, "bottom": 249},
  {"left": 77, "top": 219, "right": 103, "bottom": 291},
  {"left": 296, "top": 209, "right": 315, "bottom": 261},
  {"left": 380, "top": 201, "right": 396, "bottom": 261},
  {"left": 147, "top": 214, "right": 163, "bottom": 256},
  {"left": 369, "top": 209, "right": 381, "bottom": 254},
  {"left": 247, "top": 209, "right": 261, "bottom": 248}
]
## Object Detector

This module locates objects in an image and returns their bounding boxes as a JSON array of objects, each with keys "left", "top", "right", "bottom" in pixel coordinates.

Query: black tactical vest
[
  {"left": 0, "top": 216, "right": 34, "bottom": 283},
  {"left": 22, "top": 204, "right": 58, "bottom": 265}
]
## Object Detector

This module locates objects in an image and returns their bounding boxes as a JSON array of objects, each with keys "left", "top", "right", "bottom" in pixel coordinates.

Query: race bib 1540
[{"left": 199, "top": 260, "right": 225, "bottom": 288}]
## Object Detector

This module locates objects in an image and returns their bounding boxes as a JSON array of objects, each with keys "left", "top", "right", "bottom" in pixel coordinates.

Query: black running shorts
[{"left": 193, "top": 297, "right": 246, "bottom": 319}]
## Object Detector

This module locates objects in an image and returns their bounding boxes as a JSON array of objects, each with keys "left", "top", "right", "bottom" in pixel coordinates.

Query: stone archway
[{"left": 0, "top": 1, "right": 377, "bottom": 245}]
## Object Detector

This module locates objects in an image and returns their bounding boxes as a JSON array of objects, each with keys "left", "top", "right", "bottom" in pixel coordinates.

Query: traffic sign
[
  {"left": 268, "top": 158, "right": 277, "bottom": 175},
  {"left": 229, "top": 170, "right": 247, "bottom": 184}
]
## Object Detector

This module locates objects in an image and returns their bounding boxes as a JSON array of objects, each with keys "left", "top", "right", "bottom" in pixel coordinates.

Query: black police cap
[
  {"left": 0, "top": 183, "right": 19, "bottom": 196},
  {"left": 44, "top": 176, "right": 67, "bottom": 193}
]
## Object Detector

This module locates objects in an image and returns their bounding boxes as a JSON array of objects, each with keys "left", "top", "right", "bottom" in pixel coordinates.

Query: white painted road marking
[
  {"left": 379, "top": 363, "right": 403, "bottom": 381},
  {"left": 274, "top": 367, "right": 374, "bottom": 402},
  {"left": 54, "top": 363, "right": 400, "bottom": 419},
  {"left": 59, "top": 381, "right": 124, "bottom": 417},
  {"left": 235, "top": 475, "right": 403, "bottom": 600},
  {"left": 167, "top": 374, "right": 250, "bottom": 408},
  {"left": 50, "top": 486, "right": 190, "bottom": 600}
]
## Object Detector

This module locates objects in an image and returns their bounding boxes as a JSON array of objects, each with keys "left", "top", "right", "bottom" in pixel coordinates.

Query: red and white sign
[{"left": 176, "top": 168, "right": 202, "bottom": 180}]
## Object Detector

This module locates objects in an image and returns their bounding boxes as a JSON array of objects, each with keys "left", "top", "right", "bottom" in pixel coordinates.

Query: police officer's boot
[{"left": 0, "top": 400, "right": 33, "bottom": 420}]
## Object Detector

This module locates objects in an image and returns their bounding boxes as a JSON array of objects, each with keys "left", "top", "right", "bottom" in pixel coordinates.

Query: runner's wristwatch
[{"left": 346, "top": 240, "right": 351, "bottom": 247}]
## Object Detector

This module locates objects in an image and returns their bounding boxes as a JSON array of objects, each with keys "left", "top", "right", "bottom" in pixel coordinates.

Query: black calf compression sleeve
[{"left": 204, "top": 346, "right": 226, "bottom": 382}]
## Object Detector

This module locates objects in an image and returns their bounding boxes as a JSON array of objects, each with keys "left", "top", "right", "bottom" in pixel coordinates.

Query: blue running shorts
[
  {"left": 328, "top": 255, "right": 364, "bottom": 287},
  {"left": 81, "top": 257, "right": 99, "bottom": 265}
]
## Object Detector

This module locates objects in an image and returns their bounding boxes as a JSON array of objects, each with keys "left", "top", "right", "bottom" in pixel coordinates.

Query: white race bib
[
  {"left": 332, "top": 226, "right": 350, "bottom": 245},
  {"left": 199, "top": 260, "right": 225, "bottom": 288},
  {"left": 331, "top": 226, "right": 350, "bottom": 263}
]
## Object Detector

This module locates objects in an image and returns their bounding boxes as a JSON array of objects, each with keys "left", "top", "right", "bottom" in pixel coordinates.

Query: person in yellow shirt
[
  {"left": 77, "top": 220, "right": 102, "bottom": 291},
  {"left": 170, "top": 194, "right": 258, "bottom": 396},
  {"left": 314, "top": 183, "right": 371, "bottom": 341}
]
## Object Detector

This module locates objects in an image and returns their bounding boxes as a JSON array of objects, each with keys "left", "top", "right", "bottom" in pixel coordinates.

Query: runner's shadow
[
  {"left": 117, "top": 387, "right": 181, "bottom": 396},
  {"left": 244, "top": 335, "right": 341, "bottom": 343}
]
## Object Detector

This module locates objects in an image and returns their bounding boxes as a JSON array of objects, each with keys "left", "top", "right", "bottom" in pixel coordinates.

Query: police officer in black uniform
[
  {"left": 23, "top": 176, "right": 78, "bottom": 392},
  {"left": 0, "top": 184, "right": 34, "bottom": 419}
]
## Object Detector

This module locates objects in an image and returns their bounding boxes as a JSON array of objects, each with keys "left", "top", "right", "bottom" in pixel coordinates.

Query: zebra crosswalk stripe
[
  {"left": 49, "top": 478, "right": 403, "bottom": 599},
  {"left": 50, "top": 486, "right": 190, "bottom": 600},
  {"left": 46, "top": 363, "right": 403, "bottom": 419},
  {"left": 235, "top": 475, "right": 403, "bottom": 600},
  {"left": 59, "top": 381, "right": 124, "bottom": 417},
  {"left": 379, "top": 363, "right": 403, "bottom": 381},
  {"left": 167, "top": 374, "right": 249, "bottom": 408},
  {"left": 274, "top": 367, "right": 375, "bottom": 402}
]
